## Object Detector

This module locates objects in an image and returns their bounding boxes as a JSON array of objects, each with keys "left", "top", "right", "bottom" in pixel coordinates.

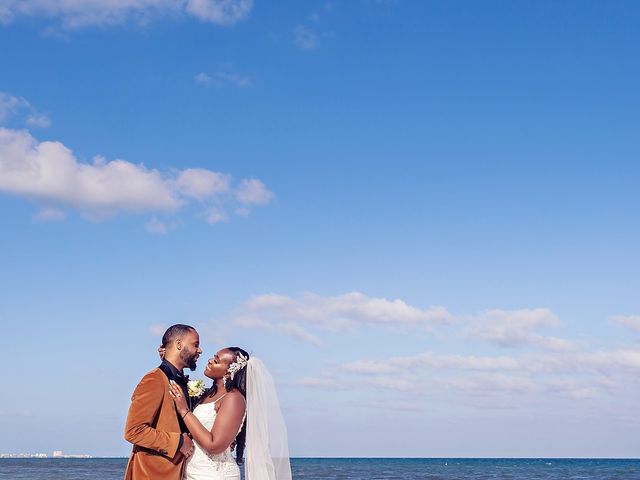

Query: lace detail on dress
[{"left": 183, "top": 401, "right": 240, "bottom": 480}]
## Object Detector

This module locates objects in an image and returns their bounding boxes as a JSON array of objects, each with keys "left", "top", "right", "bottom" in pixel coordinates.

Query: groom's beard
[{"left": 181, "top": 349, "right": 198, "bottom": 371}]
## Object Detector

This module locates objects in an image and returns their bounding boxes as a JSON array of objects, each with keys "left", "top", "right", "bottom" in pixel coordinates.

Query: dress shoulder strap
[{"left": 213, "top": 393, "right": 228, "bottom": 404}]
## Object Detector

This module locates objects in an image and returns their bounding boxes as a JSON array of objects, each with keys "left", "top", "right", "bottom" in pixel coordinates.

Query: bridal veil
[{"left": 244, "top": 357, "right": 292, "bottom": 480}]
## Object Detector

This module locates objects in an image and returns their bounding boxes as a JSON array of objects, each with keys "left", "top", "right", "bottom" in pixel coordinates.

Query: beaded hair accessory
[{"left": 227, "top": 352, "right": 249, "bottom": 380}]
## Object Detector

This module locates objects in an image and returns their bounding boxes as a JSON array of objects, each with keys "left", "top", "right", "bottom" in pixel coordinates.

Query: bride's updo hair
[{"left": 224, "top": 347, "right": 249, "bottom": 396}]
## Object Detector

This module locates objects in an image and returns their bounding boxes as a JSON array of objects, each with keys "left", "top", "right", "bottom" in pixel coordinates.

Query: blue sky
[{"left": 1, "top": 0, "right": 639, "bottom": 458}]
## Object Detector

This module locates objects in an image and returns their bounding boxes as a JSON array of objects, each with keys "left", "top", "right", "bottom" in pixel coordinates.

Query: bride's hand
[{"left": 168, "top": 381, "right": 189, "bottom": 415}]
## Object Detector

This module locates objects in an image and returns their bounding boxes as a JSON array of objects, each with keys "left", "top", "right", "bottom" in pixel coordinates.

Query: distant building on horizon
[
  {"left": 0, "top": 450, "right": 93, "bottom": 459},
  {"left": 52, "top": 450, "right": 93, "bottom": 459},
  {"left": 0, "top": 453, "right": 47, "bottom": 458}
]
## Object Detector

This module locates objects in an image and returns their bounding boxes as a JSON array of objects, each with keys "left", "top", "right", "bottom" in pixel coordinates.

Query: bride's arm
[{"left": 169, "top": 383, "right": 246, "bottom": 455}]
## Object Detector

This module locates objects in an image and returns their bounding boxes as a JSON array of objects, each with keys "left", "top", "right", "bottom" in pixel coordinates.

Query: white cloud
[
  {"left": 294, "top": 25, "right": 319, "bottom": 50},
  {"left": 145, "top": 216, "right": 168, "bottom": 234},
  {"left": 439, "top": 373, "right": 537, "bottom": 394},
  {"left": 0, "top": 92, "right": 27, "bottom": 121},
  {"left": 364, "top": 376, "right": 416, "bottom": 391},
  {"left": 195, "top": 72, "right": 212, "bottom": 85},
  {"left": 195, "top": 71, "right": 252, "bottom": 88},
  {"left": 235, "top": 178, "right": 274, "bottom": 205},
  {"left": 296, "top": 346, "right": 640, "bottom": 408},
  {"left": 0, "top": 0, "right": 179, "bottom": 27},
  {"left": 203, "top": 207, "right": 228, "bottom": 224},
  {"left": 575, "top": 348, "right": 640, "bottom": 373},
  {"left": 234, "top": 314, "right": 322, "bottom": 345},
  {"left": 185, "top": 0, "right": 252, "bottom": 25},
  {"left": 0, "top": 127, "right": 273, "bottom": 226},
  {"left": 175, "top": 168, "right": 230, "bottom": 200},
  {"left": 465, "top": 308, "right": 578, "bottom": 351},
  {"left": 535, "top": 335, "right": 577, "bottom": 351},
  {"left": 0, "top": 128, "right": 180, "bottom": 215},
  {"left": 228, "top": 291, "right": 640, "bottom": 412},
  {"left": 277, "top": 322, "right": 321, "bottom": 345},
  {"left": 0, "top": 0, "right": 252, "bottom": 28},
  {"left": 343, "top": 352, "right": 521, "bottom": 375},
  {"left": 26, "top": 112, "right": 51, "bottom": 128},
  {"left": 234, "top": 294, "right": 582, "bottom": 355},
  {"left": 343, "top": 348, "right": 640, "bottom": 378},
  {"left": 610, "top": 315, "right": 640, "bottom": 332},
  {"left": 356, "top": 400, "right": 426, "bottom": 412},
  {"left": 234, "top": 291, "right": 454, "bottom": 343},
  {"left": 293, "top": 24, "right": 335, "bottom": 51},
  {"left": 214, "top": 72, "right": 252, "bottom": 88},
  {"left": 0, "top": 92, "right": 50, "bottom": 128},
  {"left": 33, "top": 207, "right": 66, "bottom": 222},
  {"left": 295, "top": 375, "right": 415, "bottom": 392},
  {"left": 543, "top": 379, "right": 603, "bottom": 400}
]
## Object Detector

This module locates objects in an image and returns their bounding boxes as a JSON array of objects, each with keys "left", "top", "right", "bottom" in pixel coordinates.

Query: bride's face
[{"left": 203, "top": 349, "right": 235, "bottom": 380}]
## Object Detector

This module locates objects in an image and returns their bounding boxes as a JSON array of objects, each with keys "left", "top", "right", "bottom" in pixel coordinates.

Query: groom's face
[{"left": 179, "top": 330, "right": 202, "bottom": 371}]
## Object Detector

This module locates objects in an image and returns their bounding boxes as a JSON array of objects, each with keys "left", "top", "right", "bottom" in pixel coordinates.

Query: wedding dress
[
  {"left": 183, "top": 397, "right": 241, "bottom": 480},
  {"left": 184, "top": 357, "right": 292, "bottom": 480}
]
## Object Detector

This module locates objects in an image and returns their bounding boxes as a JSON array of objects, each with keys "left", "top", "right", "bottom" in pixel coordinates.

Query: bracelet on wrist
[{"left": 181, "top": 410, "right": 190, "bottom": 419}]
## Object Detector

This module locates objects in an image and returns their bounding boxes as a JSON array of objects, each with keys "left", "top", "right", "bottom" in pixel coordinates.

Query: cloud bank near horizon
[{"left": 229, "top": 290, "right": 640, "bottom": 410}]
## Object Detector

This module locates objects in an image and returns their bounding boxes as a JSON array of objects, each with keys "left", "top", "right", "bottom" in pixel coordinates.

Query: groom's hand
[{"left": 179, "top": 433, "right": 194, "bottom": 458}]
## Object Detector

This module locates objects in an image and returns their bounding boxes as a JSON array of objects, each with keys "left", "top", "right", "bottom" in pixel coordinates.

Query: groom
[{"left": 124, "top": 324, "right": 203, "bottom": 480}]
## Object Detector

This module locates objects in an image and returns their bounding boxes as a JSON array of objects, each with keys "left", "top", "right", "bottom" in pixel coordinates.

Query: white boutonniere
[{"left": 187, "top": 379, "right": 207, "bottom": 398}]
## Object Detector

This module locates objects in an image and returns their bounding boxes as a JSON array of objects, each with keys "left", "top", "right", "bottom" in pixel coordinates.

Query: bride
[{"left": 168, "top": 347, "right": 291, "bottom": 480}]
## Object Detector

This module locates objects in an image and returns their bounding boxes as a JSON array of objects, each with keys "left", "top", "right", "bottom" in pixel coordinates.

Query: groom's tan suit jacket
[{"left": 124, "top": 368, "right": 184, "bottom": 480}]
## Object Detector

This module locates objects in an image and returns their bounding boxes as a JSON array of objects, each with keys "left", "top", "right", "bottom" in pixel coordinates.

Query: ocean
[{"left": 1, "top": 457, "right": 639, "bottom": 479}]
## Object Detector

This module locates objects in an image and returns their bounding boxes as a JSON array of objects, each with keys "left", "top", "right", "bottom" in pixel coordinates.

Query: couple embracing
[{"left": 124, "top": 324, "right": 291, "bottom": 480}]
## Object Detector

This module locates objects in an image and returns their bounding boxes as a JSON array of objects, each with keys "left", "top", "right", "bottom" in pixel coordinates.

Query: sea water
[{"left": 1, "top": 457, "right": 639, "bottom": 479}]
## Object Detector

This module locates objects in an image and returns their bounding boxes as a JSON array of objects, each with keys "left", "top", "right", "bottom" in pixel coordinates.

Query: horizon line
[{"left": 3, "top": 456, "right": 639, "bottom": 460}]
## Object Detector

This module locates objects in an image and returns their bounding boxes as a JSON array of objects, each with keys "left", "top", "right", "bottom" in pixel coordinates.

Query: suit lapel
[{"left": 158, "top": 364, "right": 191, "bottom": 426}]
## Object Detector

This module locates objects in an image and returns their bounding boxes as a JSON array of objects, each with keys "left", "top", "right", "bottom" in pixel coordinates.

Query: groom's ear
[{"left": 175, "top": 338, "right": 182, "bottom": 350}]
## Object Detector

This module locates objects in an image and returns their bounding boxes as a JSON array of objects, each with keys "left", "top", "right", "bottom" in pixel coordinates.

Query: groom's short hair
[{"left": 162, "top": 324, "right": 196, "bottom": 347}]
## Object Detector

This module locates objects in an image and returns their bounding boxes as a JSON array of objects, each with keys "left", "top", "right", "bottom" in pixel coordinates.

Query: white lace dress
[{"left": 183, "top": 399, "right": 241, "bottom": 480}]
